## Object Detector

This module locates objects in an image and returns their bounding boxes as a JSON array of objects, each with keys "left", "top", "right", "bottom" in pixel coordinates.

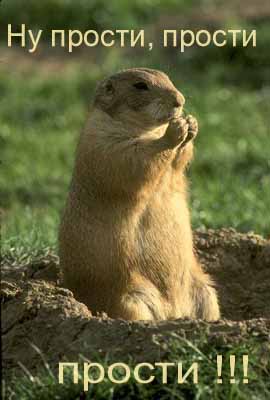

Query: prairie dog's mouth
[
  {"left": 169, "top": 108, "right": 183, "bottom": 120},
  {"left": 145, "top": 100, "right": 184, "bottom": 124},
  {"left": 158, "top": 107, "right": 183, "bottom": 123}
]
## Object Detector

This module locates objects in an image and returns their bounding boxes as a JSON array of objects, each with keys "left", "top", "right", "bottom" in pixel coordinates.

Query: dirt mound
[
  {"left": 194, "top": 229, "right": 270, "bottom": 320},
  {"left": 1, "top": 229, "right": 270, "bottom": 378}
]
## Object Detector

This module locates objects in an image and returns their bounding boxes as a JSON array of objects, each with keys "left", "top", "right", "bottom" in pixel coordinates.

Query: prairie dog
[{"left": 59, "top": 68, "right": 220, "bottom": 321}]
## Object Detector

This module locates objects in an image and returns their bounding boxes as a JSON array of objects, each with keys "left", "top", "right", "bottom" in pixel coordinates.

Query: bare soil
[{"left": 1, "top": 229, "right": 270, "bottom": 378}]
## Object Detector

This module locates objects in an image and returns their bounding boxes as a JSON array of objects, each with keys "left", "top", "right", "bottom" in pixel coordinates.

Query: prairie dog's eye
[{"left": 133, "top": 82, "right": 149, "bottom": 90}]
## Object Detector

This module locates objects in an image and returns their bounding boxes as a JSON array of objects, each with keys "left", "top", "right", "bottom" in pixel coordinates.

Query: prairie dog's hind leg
[
  {"left": 191, "top": 276, "right": 220, "bottom": 321},
  {"left": 112, "top": 277, "right": 168, "bottom": 321}
]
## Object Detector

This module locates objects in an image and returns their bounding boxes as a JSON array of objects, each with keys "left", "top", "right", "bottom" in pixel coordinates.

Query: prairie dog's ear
[
  {"left": 103, "top": 80, "right": 115, "bottom": 96},
  {"left": 94, "top": 78, "right": 115, "bottom": 110}
]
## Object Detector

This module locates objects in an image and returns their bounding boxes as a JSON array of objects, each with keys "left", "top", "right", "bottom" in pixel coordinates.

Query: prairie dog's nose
[{"left": 173, "top": 92, "right": 185, "bottom": 108}]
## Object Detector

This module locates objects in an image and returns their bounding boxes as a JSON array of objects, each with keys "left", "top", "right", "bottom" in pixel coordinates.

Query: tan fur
[{"left": 59, "top": 68, "right": 220, "bottom": 321}]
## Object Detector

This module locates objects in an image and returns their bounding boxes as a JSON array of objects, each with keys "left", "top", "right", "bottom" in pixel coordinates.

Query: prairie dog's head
[{"left": 94, "top": 68, "right": 185, "bottom": 129}]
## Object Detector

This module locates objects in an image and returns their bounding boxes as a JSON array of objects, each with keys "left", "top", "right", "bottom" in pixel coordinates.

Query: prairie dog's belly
[
  {"left": 63, "top": 187, "right": 194, "bottom": 286},
  {"left": 134, "top": 193, "right": 193, "bottom": 268},
  {"left": 88, "top": 191, "right": 193, "bottom": 274}
]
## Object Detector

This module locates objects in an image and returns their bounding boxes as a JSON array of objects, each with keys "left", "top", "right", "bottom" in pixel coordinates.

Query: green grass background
[
  {"left": 1, "top": 53, "right": 270, "bottom": 257},
  {"left": 1, "top": 1, "right": 270, "bottom": 258}
]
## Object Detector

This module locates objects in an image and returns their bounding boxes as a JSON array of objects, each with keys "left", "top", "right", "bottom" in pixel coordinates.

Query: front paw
[
  {"left": 164, "top": 117, "right": 189, "bottom": 148},
  {"left": 185, "top": 115, "right": 198, "bottom": 143}
]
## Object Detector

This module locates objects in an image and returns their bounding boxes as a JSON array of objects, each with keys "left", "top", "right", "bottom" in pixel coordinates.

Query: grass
[
  {"left": 1, "top": 52, "right": 270, "bottom": 263},
  {"left": 0, "top": 0, "right": 194, "bottom": 35},
  {"left": 3, "top": 334, "right": 270, "bottom": 400}
]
